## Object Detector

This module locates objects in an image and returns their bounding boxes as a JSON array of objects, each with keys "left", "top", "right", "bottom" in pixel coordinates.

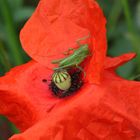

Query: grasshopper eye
[{"left": 52, "top": 70, "right": 71, "bottom": 90}]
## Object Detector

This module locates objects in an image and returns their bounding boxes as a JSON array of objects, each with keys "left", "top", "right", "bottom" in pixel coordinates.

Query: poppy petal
[
  {"left": 0, "top": 60, "right": 60, "bottom": 131},
  {"left": 104, "top": 53, "right": 136, "bottom": 69},
  {"left": 20, "top": 0, "right": 107, "bottom": 84},
  {"left": 9, "top": 70, "right": 140, "bottom": 140}
]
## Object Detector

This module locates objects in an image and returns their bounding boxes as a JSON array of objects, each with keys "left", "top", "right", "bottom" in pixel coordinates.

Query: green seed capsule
[{"left": 52, "top": 70, "right": 71, "bottom": 90}]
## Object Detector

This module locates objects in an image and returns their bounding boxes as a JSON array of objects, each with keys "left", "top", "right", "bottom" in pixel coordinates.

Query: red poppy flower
[{"left": 0, "top": 0, "right": 140, "bottom": 140}]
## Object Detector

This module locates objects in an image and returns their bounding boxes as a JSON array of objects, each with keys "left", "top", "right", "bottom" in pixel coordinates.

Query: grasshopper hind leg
[{"left": 76, "top": 65, "right": 86, "bottom": 78}]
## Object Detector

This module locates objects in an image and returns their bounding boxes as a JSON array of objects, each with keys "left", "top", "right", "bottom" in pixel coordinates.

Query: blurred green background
[{"left": 0, "top": 0, "right": 140, "bottom": 139}]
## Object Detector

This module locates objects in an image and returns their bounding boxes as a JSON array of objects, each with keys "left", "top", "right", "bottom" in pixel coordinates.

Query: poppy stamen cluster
[{"left": 49, "top": 69, "right": 83, "bottom": 98}]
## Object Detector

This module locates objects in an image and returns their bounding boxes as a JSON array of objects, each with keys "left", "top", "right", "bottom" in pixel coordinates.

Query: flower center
[{"left": 49, "top": 69, "right": 83, "bottom": 98}]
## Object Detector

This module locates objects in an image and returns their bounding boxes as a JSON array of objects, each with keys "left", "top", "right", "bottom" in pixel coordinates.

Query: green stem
[
  {"left": 107, "top": 0, "right": 122, "bottom": 39},
  {"left": 121, "top": 0, "right": 134, "bottom": 33},
  {"left": 121, "top": 0, "right": 140, "bottom": 72},
  {"left": 0, "top": 0, "right": 24, "bottom": 65},
  {"left": 10, "top": 123, "right": 19, "bottom": 134},
  {"left": 0, "top": 41, "right": 12, "bottom": 71}
]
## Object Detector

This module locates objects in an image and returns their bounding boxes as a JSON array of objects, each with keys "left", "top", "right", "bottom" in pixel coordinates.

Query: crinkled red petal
[
  {"left": 9, "top": 69, "right": 140, "bottom": 140},
  {"left": 20, "top": 0, "right": 107, "bottom": 84},
  {"left": 0, "top": 60, "right": 61, "bottom": 131}
]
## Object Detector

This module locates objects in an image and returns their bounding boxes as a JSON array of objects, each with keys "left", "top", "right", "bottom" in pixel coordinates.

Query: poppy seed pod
[{"left": 52, "top": 70, "right": 71, "bottom": 90}]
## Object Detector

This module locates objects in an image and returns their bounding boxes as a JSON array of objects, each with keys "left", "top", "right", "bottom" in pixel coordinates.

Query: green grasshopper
[
  {"left": 52, "top": 35, "right": 90, "bottom": 70},
  {"left": 52, "top": 35, "right": 91, "bottom": 91}
]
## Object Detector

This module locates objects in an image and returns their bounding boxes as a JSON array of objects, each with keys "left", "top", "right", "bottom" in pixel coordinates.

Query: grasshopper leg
[
  {"left": 76, "top": 34, "right": 90, "bottom": 47},
  {"left": 52, "top": 58, "right": 65, "bottom": 64},
  {"left": 76, "top": 65, "right": 86, "bottom": 78},
  {"left": 63, "top": 48, "right": 75, "bottom": 55}
]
